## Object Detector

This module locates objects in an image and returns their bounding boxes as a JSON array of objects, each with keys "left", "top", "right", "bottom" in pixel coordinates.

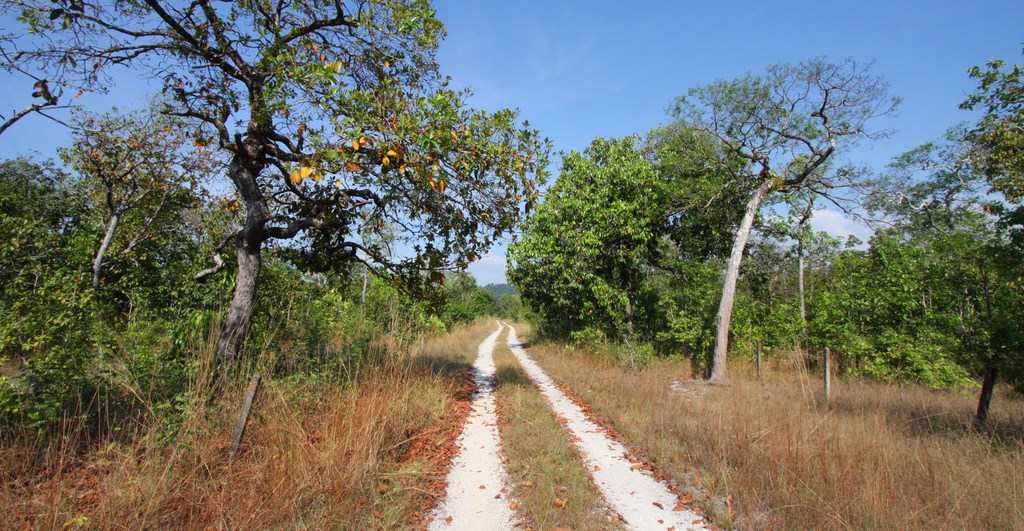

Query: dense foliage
[
  {"left": 510, "top": 55, "right": 1024, "bottom": 419},
  {"left": 0, "top": 154, "right": 513, "bottom": 433},
  {"left": 509, "top": 137, "right": 672, "bottom": 343},
  {"left": 0, "top": 1, "right": 537, "bottom": 435},
  {"left": 2, "top": 0, "right": 549, "bottom": 363}
]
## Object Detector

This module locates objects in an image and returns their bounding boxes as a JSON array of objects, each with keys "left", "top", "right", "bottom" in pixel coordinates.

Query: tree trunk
[
  {"left": 709, "top": 180, "right": 773, "bottom": 382},
  {"left": 217, "top": 241, "right": 262, "bottom": 361},
  {"left": 92, "top": 213, "right": 120, "bottom": 288},
  {"left": 215, "top": 152, "right": 270, "bottom": 362},
  {"left": 975, "top": 365, "right": 998, "bottom": 427},
  {"left": 974, "top": 261, "right": 998, "bottom": 427},
  {"left": 360, "top": 268, "right": 369, "bottom": 305},
  {"left": 798, "top": 241, "right": 806, "bottom": 326}
]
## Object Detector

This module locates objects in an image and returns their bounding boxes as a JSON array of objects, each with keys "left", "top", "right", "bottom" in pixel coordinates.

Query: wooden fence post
[
  {"left": 756, "top": 341, "right": 763, "bottom": 380},
  {"left": 230, "top": 373, "right": 262, "bottom": 460},
  {"left": 823, "top": 347, "right": 831, "bottom": 404}
]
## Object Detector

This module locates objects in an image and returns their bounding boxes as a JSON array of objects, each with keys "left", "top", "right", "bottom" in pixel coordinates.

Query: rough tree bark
[
  {"left": 215, "top": 149, "right": 270, "bottom": 362},
  {"left": 217, "top": 241, "right": 262, "bottom": 362},
  {"left": 709, "top": 179, "right": 774, "bottom": 382},
  {"left": 92, "top": 212, "right": 120, "bottom": 287}
]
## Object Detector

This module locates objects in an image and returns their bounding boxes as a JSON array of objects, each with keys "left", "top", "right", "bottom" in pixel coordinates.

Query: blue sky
[
  {"left": 2, "top": 0, "right": 1022, "bottom": 285},
  {"left": 434, "top": 0, "right": 1023, "bottom": 284}
]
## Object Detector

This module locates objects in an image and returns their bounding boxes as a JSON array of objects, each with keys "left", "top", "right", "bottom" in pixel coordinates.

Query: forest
[{"left": 0, "top": 0, "right": 1021, "bottom": 529}]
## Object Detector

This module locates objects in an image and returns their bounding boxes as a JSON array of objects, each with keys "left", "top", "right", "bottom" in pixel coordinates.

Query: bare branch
[{"left": 195, "top": 231, "right": 238, "bottom": 281}]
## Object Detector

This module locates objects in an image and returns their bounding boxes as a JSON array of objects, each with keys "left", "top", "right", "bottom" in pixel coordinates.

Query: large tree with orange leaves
[{"left": 4, "top": 0, "right": 549, "bottom": 362}]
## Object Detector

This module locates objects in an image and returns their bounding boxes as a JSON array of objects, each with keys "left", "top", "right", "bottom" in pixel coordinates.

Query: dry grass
[
  {"left": 0, "top": 320, "right": 493, "bottom": 530},
  {"left": 491, "top": 335, "right": 620, "bottom": 530},
  {"left": 525, "top": 337, "right": 1024, "bottom": 530}
]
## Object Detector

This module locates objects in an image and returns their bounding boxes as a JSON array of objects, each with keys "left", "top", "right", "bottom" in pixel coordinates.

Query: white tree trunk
[
  {"left": 709, "top": 180, "right": 773, "bottom": 382},
  {"left": 798, "top": 243, "right": 806, "bottom": 326},
  {"left": 92, "top": 213, "right": 120, "bottom": 288}
]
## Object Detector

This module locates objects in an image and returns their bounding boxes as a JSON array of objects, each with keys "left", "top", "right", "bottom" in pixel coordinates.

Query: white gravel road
[
  {"left": 428, "top": 323, "right": 516, "bottom": 531},
  {"left": 505, "top": 324, "right": 707, "bottom": 531}
]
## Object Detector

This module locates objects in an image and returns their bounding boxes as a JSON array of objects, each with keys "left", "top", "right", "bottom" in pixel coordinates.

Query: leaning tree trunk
[
  {"left": 215, "top": 151, "right": 270, "bottom": 362},
  {"left": 709, "top": 180, "right": 774, "bottom": 382},
  {"left": 975, "top": 365, "right": 998, "bottom": 427},
  {"left": 217, "top": 240, "right": 262, "bottom": 361},
  {"left": 92, "top": 212, "right": 120, "bottom": 288}
]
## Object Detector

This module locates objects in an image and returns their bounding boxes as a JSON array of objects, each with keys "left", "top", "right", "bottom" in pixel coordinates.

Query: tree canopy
[{"left": 3, "top": 0, "right": 550, "bottom": 360}]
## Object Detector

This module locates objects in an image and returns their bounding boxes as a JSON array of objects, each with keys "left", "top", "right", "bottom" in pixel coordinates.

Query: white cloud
[
  {"left": 809, "top": 208, "right": 874, "bottom": 246},
  {"left": 467, "top": 246, "right": 508, "bottom": 286}
]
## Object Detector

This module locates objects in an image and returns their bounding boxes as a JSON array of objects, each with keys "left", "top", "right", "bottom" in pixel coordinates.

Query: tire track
[
  {"left": 504, "top": 324, "right": 707, "bottom": 531},
  {"left": 429, "top": 323, "right": 516, "bottom": 530}
]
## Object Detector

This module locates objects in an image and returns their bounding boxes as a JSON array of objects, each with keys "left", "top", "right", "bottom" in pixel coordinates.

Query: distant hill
[{"left": 483, "top": 283, "right": 517, "bottom": 297}]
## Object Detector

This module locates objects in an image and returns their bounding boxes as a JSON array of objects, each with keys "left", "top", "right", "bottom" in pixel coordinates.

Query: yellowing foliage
[{"left": 290, "top": 165, "right": 315, "bottom": 185}]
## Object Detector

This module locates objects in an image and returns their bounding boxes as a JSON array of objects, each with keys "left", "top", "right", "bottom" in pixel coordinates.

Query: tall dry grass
[
  {"left": 1, "top": 320, "right": 493, "bottom": 530},
  {"left": 526, "top": 339, "right": 1024, "bottom": 530}
]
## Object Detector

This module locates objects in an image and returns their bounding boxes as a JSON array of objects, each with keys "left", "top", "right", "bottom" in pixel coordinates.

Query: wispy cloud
[{"left": 810, "top": 208, "right": 874, "bottom": 246}]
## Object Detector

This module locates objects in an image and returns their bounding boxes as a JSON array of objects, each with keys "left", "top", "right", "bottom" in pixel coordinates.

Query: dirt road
[{"left": 429, "top": 323, "right": 516, "bottom": 530}]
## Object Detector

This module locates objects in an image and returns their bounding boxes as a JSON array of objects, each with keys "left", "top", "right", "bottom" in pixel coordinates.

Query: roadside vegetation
[
  {"left": 509, "top": 55, "right": 1024, "bottom": 421},
  {"left": 0, "top": 3, "right": 537, "bottom": 527},
  {"left": 525, "top": 340, "right": 1024, "bottom": 529},
  {"left": 1, "top": 320, "right": 500, "bottom": 529},
  {"left": 1, "top": 0, "right": 1022, "bottom": 529}
]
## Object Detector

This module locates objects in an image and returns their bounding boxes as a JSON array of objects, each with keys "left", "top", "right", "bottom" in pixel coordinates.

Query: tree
[
  {"left": 5, "top": 0, "right": 549, "bottom": 362},
  {"left": 61, "top": 109, "right": 212, "bottom": 287},
  {"left": 788, "top": 195, "right": 814, "bottom": 329},
  {"left": 508, "top": 137, "right": 668, "bottom": 341},
  {"left": 866, "top": 127, "right": 1024, "bottom": 424},
  {"left": 961, "top": 54, "right": 1024, "bottom": 201},
  {"left": 671, "top": 59, "right": 898, "bottom": 382},
  {"left": 440, "top": 272, "right": 495, "bottom": 325},
  {"left": 960, "top": 54, "right": 1024, "bottom": 424}
]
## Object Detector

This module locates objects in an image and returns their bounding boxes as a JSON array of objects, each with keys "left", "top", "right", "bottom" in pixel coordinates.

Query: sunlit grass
[
  {"left": 526, "top": 337, "right": 1024, "bottom": 530},
  {"left": 0, "top": 321, "right": 493, "bottom": 529}
]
